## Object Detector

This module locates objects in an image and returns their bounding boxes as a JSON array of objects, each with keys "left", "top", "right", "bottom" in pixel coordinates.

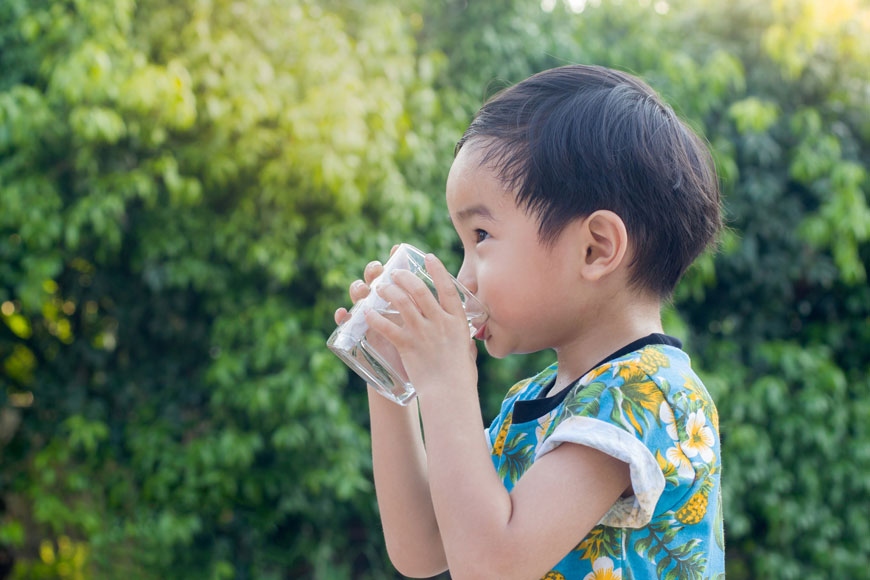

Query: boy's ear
[{"left": 578, "top": 210, "right": 629, "bottom": 281}]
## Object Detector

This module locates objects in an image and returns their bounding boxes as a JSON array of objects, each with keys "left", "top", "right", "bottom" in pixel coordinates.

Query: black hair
[{"left": 455, "top": 65, "right": 722, "bottom": 298}]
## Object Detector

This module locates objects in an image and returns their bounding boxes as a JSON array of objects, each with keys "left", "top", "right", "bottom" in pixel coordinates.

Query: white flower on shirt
[
  {"left": 682, "top": 410, "right": 715, "bottom": 463},
  {"left": 660, "top": 402, "right": 697, "bottom": 479},
  {"left": 583, "top": 556, "right": 622, "bottom": 580}
]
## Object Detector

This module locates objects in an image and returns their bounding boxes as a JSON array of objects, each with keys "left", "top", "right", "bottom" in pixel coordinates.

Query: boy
[{"left": 335, "top": 65, "right": 724, "bottom": 579}]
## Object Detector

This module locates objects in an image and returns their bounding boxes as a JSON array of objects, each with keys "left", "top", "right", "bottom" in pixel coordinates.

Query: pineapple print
[
  {"left": 492, "top": 412, "right": 512, "bottom": 457},
  {"left": 676, "top": 466, "right": 716, "bottom": 525},
  {"left": 638, "top": 346, "right": 670, "bottom": 375},
  {"left": 541, "top": 571, "right": 566, "bottom": 580}
]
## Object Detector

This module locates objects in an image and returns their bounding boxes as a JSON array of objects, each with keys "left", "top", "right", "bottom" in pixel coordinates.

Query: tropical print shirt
[{"left": 485, "top": 340, "right": 725, "bottom": 580}]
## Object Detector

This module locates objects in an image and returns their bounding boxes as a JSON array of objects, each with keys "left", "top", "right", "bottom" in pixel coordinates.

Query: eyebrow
[{"left": 452, "top": 204, "right": 495, "bottom": 224}]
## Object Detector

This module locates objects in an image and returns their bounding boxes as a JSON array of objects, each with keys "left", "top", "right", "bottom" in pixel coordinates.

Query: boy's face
[{"left": 446, "top": 144, "right": 588, "bottom": 359}]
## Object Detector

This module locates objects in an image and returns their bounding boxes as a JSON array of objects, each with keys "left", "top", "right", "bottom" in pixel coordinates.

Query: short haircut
[{"left": 455, "top": 64, "right": 722, "bottom": 298}]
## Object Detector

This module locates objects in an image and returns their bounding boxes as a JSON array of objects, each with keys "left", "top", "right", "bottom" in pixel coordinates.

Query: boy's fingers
[
  {"left": 365, "top": 308, "right": 404, "bottom": 346},
  {"left": 364, "top": 261, "right": 383, "bottom": 285},
  {"left": 389, "top": 270, "right": 438, "bottom": 320},
  {"left": 424, "top": 254, "right": 463, "bottom": 315},
  {"left": 334, "top": 307, "right": 349, "bottom": 325},
  {"left": 349, "top": 279, "right": 370, "bottom": 303},
  {"left": 378, "top": 279, "right": 423, "bottom": 320}
]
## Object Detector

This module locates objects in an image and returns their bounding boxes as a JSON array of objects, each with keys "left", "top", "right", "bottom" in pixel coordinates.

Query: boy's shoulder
[
  {"left": 572, "top": 344, "right": 708, "bottom": 401},
  {"left": 560, "top": 343, "right": 720, "bottom": 440},
  {"left": 495, "top": 343, "right": 718, "bottom": 430}
]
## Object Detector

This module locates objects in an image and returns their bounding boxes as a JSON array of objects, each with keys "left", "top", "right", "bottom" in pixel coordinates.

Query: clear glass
[{"left": 327, "top": 243, "right": 488, "bottom": 405}]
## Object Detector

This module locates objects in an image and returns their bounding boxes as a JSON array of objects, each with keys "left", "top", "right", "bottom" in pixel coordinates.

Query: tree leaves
[{"left": 1, "top": 0, "right": 868, "bottom": 578}]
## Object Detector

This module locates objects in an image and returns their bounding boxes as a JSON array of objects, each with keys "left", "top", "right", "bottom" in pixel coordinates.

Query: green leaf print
[
  {"left": 656, "top": 556, "right": 672, "bottom": 578},
  {"left": 497, "top": 432, "right": 534, "bottom": 484},
  {"left": 618, "top": 375, "right": 666, "bottom": 436},
  {"left": 659, "top": 377, "right": 672, "bottom": 398},
  {"left": 634, "top": 515, "right": 707, "bottom": 580},
  {"left": 574, "top": 525, "right": 622, "bottom": 562},
  {"left": 608, "top": 387, "right": 632, "bottom": 432},
  {"left": 565, "top": 381, "right": 608, "bottom": 418}
]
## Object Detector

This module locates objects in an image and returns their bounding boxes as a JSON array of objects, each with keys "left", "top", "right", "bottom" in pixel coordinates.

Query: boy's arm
[
  {"left": 334, "top": 255, "right": 447, "bottom": 577},
  {"left": 367, "top": 256, "right": 631, "bottom": 579},
  {"left": 367, "top": 388, "right": 448, "bottom": 577},
  {"left": 419, "top": 388, "right": 630, "bottom": 580}
]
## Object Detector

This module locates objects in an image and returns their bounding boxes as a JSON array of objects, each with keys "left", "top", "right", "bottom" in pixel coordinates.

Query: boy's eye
[{"left": 475, "top": 229, "right": 490, "bottom": 243}]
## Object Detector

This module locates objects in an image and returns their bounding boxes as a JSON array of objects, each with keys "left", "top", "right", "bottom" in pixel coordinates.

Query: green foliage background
[{"left": 1, "top": 0, "right": 868, "bottom": 578}]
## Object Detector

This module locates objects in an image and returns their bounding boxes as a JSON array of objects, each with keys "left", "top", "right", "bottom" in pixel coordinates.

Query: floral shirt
[{"left": 486, "top": 342, "right": 725, "bottom": 580}]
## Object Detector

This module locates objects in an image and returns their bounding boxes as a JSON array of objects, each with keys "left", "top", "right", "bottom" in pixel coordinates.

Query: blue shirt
[{"left": 486, "top": 341, "right": 725, "bottom": 579}]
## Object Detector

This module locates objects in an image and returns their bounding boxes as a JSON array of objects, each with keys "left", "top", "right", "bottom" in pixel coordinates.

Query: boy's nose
[{"left": 457, "top": 260, "right": 477, "bottom": 295}]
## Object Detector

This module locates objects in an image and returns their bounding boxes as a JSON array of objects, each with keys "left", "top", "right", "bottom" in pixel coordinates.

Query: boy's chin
[{"left": 480, "top": 340, "right": 509, "bottom": 359}]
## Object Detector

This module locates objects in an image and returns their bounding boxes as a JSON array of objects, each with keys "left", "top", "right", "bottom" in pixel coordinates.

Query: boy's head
[{"left": 455, "top": 65, "right": 721, "bottom": 299}]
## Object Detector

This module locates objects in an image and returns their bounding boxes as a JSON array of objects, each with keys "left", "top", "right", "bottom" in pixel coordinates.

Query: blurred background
[{"left": 1, "top": 0, "right": 869, "bottom": 578}]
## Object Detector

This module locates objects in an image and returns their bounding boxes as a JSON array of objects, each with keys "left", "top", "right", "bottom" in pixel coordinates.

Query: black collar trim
[{"left": 510, "top": 333, "right": 682, "bottom": 424}]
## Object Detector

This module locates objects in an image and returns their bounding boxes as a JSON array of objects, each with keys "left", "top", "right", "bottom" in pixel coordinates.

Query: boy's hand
[
  {"left": 334, "top": 260, "right": 383, "bottom": 325},
  {"left": 333, "top": 244, "right": 401, "bottom": 325},
  {"left": 333, "top": 245, "right": 410, "bottom": 384},
  {"left": 364, "top": 253, "right": 477, "bottom": 397}
]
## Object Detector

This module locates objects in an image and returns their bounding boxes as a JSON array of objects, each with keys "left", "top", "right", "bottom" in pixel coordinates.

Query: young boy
[{"left": 335, "top": 65, "right": 724, "bottom": 579}]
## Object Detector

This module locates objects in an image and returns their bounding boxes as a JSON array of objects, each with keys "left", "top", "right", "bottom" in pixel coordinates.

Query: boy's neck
[{"left": 550, "top": 293, "right": 664, "bottom": 395}]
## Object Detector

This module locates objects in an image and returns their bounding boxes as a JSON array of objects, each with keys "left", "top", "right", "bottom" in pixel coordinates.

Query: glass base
[{"left": 327, "top": 331, "right": 416, "bottom": 406}]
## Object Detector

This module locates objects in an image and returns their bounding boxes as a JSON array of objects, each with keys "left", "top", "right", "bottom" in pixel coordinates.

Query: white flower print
[
  {"left": 583, "top": 556, "right": 622, "bottom": 580},
  {"left": 660, "top": 402, "right": 698, "bottom": 479},
  {"left": 682, "top": 410, "right": 715, "bottom": 463}
]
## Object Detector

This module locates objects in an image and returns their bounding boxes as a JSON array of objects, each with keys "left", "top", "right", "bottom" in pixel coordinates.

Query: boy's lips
[{"left": 474, "top": 323, "right": 487, "bottom": 341}]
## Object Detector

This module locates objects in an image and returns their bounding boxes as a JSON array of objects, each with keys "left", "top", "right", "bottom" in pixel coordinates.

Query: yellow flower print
[
  {"left": 683, "top": 410, "right": 715, "bottom": 463},
  {"left": 541, "top": 572, "right": 566, "bottom": 580},
  {"left": 582, "top": 556, "right": 622, "bottom": 580},
  {"left": 638, "top": 347, "right": 669, "bottom": 375}
]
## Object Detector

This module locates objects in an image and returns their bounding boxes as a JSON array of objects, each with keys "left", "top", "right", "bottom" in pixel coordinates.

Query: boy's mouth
[{"left": 474, "top": 324, "right": 487, "bottom": 341}]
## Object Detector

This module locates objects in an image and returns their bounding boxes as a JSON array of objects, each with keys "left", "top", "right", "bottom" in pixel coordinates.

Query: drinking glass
[{"left": 327, "top": 244, "right": 487, "bottom": 405}]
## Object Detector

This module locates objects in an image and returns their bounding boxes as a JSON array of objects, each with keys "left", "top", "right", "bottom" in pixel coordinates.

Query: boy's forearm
[
  {"left": 367, "top": 387, "right": 448, "bottom": 576},
  {"left": 418, "top": 384, "right": 517, "bottom": 579}
]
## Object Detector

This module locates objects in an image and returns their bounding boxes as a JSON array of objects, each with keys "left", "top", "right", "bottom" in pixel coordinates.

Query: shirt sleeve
[{"left": 535, "top": 367, "right": 681, "bottom": 529}]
